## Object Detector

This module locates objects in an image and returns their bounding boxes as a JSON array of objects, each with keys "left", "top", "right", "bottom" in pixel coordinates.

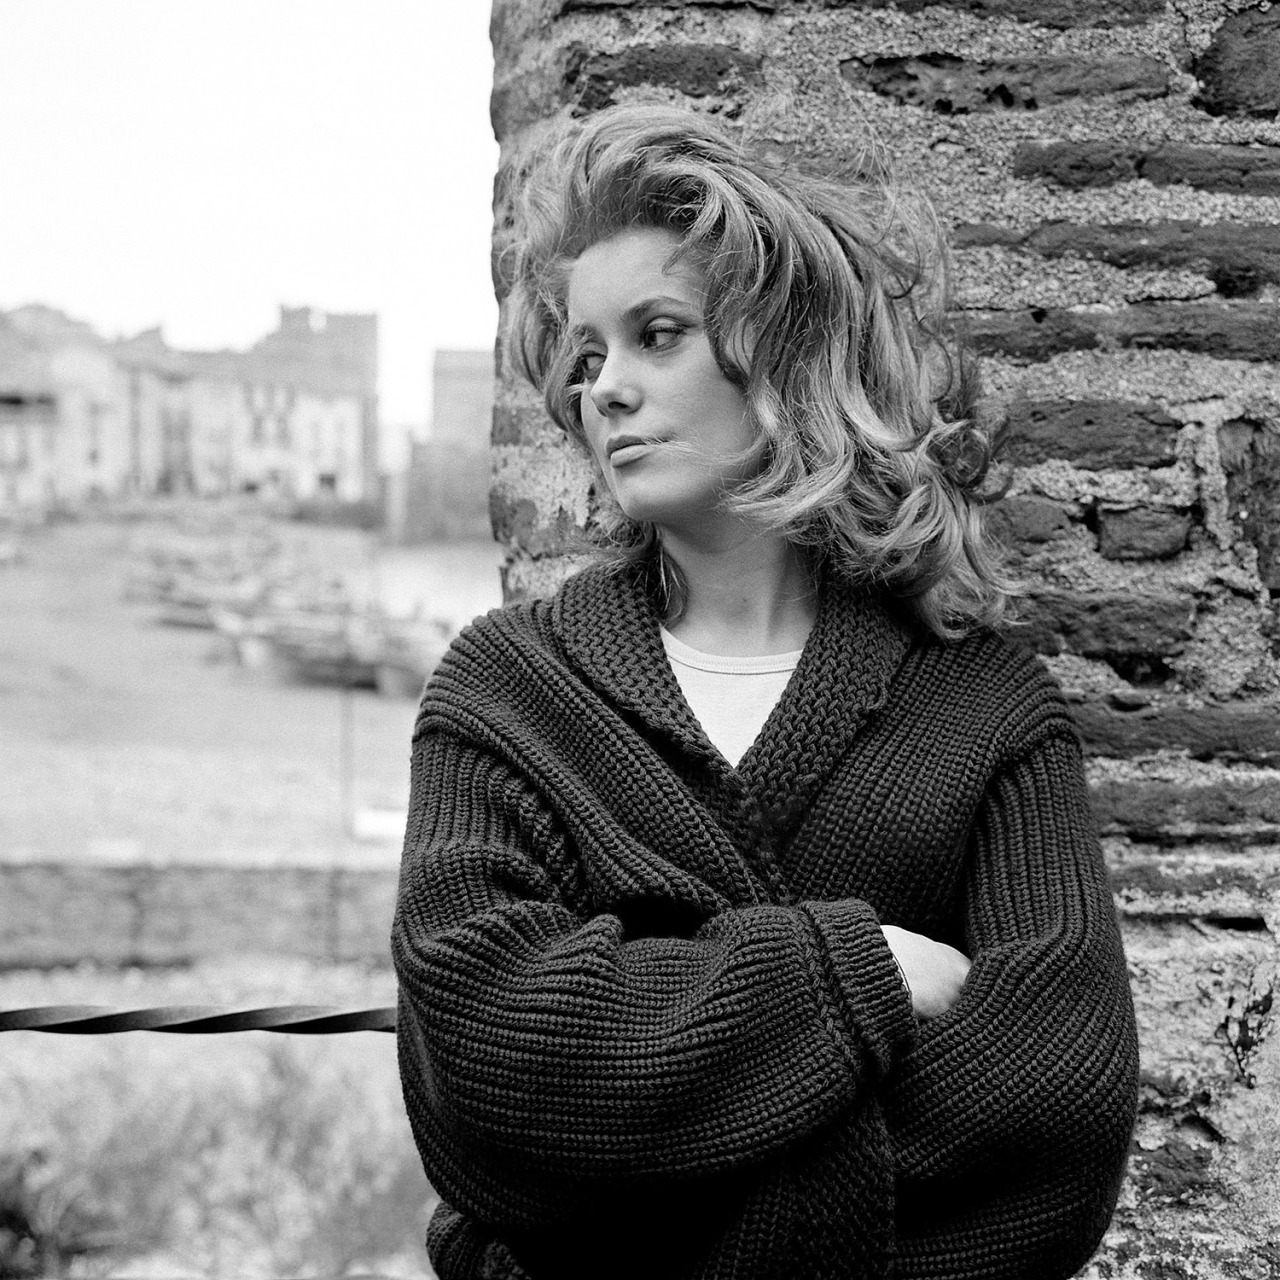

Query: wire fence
[{"left": 0, "top": 1005, "right": 396, "bottom": 1033}]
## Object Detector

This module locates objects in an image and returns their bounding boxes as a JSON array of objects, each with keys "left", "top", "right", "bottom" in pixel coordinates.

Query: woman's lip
[{"left": 607, "top": 439, "right": 658, "bottom": 466}]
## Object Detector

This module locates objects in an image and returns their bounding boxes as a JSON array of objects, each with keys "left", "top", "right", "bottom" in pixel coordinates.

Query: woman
[{"left": 393, "top": 104, "right": 1138, "bottom": 1280}]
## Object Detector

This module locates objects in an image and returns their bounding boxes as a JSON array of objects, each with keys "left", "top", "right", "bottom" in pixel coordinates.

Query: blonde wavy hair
[{"left": 507, "top": 103, "right": 1012, "bottom": 639}]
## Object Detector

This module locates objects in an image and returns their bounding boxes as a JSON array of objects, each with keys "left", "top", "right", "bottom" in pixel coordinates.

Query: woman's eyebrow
[
  {"left": 625, "top": 295, "right": 697, "bottom": 322},
  {"left": 568, "top": 295, "right": 699, "bottom": 338}
]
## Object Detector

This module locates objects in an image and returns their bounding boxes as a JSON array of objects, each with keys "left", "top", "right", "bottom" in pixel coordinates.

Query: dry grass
[{"left": 0, "top": 964, "right": 434, "bottom": 1279}]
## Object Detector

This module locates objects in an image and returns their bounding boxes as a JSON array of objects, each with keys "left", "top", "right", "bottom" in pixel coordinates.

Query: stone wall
[
  {"left": 489, "top": 1, "right": 1280, "bottom": 1273},
  {"left": 1, "top": 859, "right": 397, "bottom": 968}
]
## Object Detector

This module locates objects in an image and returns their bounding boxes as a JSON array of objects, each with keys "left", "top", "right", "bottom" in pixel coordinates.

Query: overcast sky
[{"left": 0, "top": 0, "right": 499, "bottom": 454}]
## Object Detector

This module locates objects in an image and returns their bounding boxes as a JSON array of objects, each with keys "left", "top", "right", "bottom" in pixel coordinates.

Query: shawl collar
[
  {"left": 552, "top": 562, "right": 715, "bottom": 766},
  {"left": 552, "top": 561, "right": 916, "bottom": 835},
  {"left": 737, "top": 571, "right": 915, "bottom": 835}
]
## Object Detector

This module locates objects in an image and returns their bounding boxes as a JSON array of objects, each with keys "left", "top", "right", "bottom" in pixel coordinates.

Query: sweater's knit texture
[{"left": 392, "top": 562, "right": 1139, "bottom": 1280}]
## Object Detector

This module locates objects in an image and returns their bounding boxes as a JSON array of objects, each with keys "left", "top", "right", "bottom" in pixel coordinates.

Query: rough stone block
[
  {"left": 1123, "top": 918, "right": 1273, "bottom": 1096},
  {"left": 998, "top": 398, "right": 1181, "bottom": 470},
  {"left": 1072, "top": 698, "right": 1280, "bottom": 764},
  {"left": 1012, "top": 139, "right": 1141, "bottom": 188},
  {"left": 501, "top": 553, "right": 593, "bottom": 603},
  {"left": 564, "top": 43, "right": 764, "bottom": 112},
  {"left": 1014, "top": 589, "right": 1194, "bottom": 659},
  {"left": 1107, "top": 842, "right": 1280, "bottom": 918},
  {"left": 816, "top": 0, "right": 1162, "bottom": 26},
  {"left": 956, "top": 302, "right": 1280, "bottom": 363},
  {"left": 1097, "top": 506, "right": 1193, "bottom": 560},
  {"left": 1140, "top": 144, "right": 1280, "bottom": 196},
  {"left": 1017, "top": 222, "right": 1280, "bottom": 298},
  {"left": 984, "top": 493, "right": 1074, "bottom": 547},
  {"left": 489, "top": 488, "right": 586, "bottom": 557},
  {"left": 560, "top": 0, "right": 774, "bottom": 8},
  {"left": 1012, "top": 141, "right": 1280, "bottom": 196},
  {"left": 1193, "top": 6, "right": 1280, "bottom": 119},
  {"left": 1101, "top": 918, "right": 1280, "bottom": 1272},
  {"left": 1086, "top": 1227, "right": 1280, "bottom": 1280},
  {"left": 1219, "top": 417, "right": 1280, "bottom": 590},
  {"left": 1095, "top": 774, "right": 1280, "bottom": 841},
  {"left": 840, "top": 53, "right": 1169, "bottom": 113},
  {"left": 491, "top": 402, "right": 528, "bottom": 447},
  {"left": 561, "top": 0, "right": 1161, "bottom": 17},
  {"left": 490, "top": 443, "right": 593, "bottom": 556}
]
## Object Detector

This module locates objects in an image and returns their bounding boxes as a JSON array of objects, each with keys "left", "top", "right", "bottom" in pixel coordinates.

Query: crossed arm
[{"left": 392, "top": 723, "right": 1136, "bottom": 1246}]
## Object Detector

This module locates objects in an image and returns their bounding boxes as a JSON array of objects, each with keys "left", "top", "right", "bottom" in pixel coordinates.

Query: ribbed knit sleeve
[
  {"left": 886, "top": 728, "right": 1139, "bottom": 1279},
  {"left": 392, "top": 726, "right": 916, "bottom": 1223}
]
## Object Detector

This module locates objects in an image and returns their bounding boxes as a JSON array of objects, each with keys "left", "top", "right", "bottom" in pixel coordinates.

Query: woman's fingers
[{"left": 881, "top": 924, "right": 971, "bottom": 1020}]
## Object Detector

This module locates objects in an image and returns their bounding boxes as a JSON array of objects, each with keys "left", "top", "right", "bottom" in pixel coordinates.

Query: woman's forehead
[{"left": 566, "top": 228, "right": 704, "bottom": 322}]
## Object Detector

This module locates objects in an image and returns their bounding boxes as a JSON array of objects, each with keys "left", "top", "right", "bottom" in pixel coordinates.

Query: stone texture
[
  {"left": 1107, "top": 842, "right": 1280, "bottom": 920},
  {"left": 996, "top": 222, "right": 1280, "bottom": 299},
  {"left": 1085, "top": 1229, "right": 1280, "bottom": 1280},
  {"left": 957, "top": 302, "right": 1280, "bottom": 363},
  {"left": 1219, "top": 417, "right": 1280, "bottom": 591},
  {"left": 489, "top": 489, "right": 586, "bottom": 557},
  {"left": 0, "top": 863, "right": 398, "bottom": 967},
  {"left": 1139, "top": 145, "right": 1280, "bottom": 198},
  {"left": 1012, "top": 141, "right": 1280, "bottom": 197},
  {"left": 1014, "top": 589, "right": 1195, "bottom": 659},
  {"left": 564, "top": 43, "right": 764, "bottom": 112},
  {"left": 1123, "top": 918, "right": 1274, "bottom": 1095},
  {"left": 500, "top": 553, "right": 593, "bottom": 605},
  {"left": 813, "top": 0, "right": 1162, "bottom": 24},
  {"left": 1100, "top": 919, "right": 1280, "bottom": 1278},
  {"left": 1097, "top": 506, "right": 1194, "bottom": 560},
  {"left": 839, "top": 53, "right": 1169, "bottom": 114},
  {"left": 561, "top": 0, "right": 1160, "bottom": 15},
  {"left": 1193, "top": 6, "right": 1280, "bottom": 120},
  {"left": 997, "top": 398, "right": 1182, "bottom": 470},
  {"left": 984, "top": 493, "right": 1074, "bottom": 547},
  {"left": 561, "top": 0, "right": 774, "bottom": 8},
  {"left": 491, "top": 401, "right": 528, "bottom": 447},
  {"left": 1094, "top": 776, "right": 1280, "bottom": 841},
  {"left": 1012, "top": 140, "right": 1143, "bottom": 189},
  {"left": 1085, "top": 910, "right": 1280, "bottom": 1277},
  {"left": 1073, "top": 698, "right": 1280, "bottom": 764},
  {"left": 489, "top": 443, "right": 593, "bottom": 555}
]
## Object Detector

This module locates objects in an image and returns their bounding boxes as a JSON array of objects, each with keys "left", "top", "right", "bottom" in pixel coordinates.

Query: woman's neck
[{"left": 661, "top": 530, "right": 817, "bottom": 658}]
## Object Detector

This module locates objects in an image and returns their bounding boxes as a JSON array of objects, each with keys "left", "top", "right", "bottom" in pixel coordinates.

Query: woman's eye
[
  {"left": 642, "top": 324, "right": 684, "bottom": 351},
  {"left": 578, "top": 350, "right": 604, "bottom": 380}
]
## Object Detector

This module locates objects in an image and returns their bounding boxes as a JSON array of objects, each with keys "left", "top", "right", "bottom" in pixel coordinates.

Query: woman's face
[{"left": 565, "top": 227, "right": 755, "bottom": 543}]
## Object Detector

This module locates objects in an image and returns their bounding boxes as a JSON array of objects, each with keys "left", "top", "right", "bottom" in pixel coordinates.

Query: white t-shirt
[{"left": 660, "top": 627, "right": 803, "bottom": 767}]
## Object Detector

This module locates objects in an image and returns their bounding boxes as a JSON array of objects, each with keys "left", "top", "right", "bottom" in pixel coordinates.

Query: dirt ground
[{"left": 0, "top": 511, "right": 504, "bottom": 868}]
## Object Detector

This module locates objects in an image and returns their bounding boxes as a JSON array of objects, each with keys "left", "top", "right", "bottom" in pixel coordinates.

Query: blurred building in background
[
  {"left": 0, "top": 304, "right": 379, "bottom": 512},
  {"left": 388, "top": 347, "right": 493, "bottom": 542}
]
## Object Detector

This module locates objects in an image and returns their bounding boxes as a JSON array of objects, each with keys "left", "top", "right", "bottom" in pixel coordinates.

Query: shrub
[{"left": 0, "top": 1028, "right": 434, "bottom": 1278}]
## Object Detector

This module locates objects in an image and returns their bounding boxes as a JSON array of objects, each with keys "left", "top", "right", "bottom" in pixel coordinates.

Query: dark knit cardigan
[{"left": 392, "top": 562, "right": 1139, "bottom": 1280}]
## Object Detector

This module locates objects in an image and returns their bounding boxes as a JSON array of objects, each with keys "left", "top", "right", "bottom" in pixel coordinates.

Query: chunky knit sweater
[{"left": 392, "top": 562, "right": 1139, "bottom": 1280}]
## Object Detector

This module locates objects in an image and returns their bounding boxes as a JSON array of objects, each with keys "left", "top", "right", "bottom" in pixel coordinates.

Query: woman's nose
[{"left": 589, "top": 351, "right": 639, "bottom": 416}]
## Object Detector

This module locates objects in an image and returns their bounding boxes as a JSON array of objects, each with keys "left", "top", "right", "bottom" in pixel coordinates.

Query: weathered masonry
[{"left": 489, "top": 2, "right": 1280, "bottom": 1273}]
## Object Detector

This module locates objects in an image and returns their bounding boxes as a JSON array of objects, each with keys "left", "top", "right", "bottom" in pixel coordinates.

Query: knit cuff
[{"left": 801, "top": 898, "right": 917, "bottom": 1081}]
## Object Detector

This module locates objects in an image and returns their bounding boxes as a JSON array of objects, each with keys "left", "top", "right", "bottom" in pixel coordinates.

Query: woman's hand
[{"left": 881, "top": 925, "right": 971, "bottom": 1020}]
